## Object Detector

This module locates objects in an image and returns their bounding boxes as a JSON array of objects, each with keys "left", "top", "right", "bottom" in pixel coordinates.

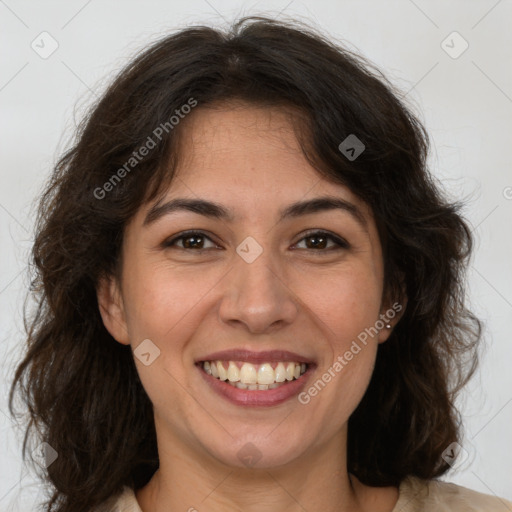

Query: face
[{"left": 98, "top": 102, "right": 399, "bottom": 471}]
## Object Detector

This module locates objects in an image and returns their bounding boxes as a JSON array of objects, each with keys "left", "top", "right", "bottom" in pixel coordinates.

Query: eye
[
  {"left": 293, "top": 230, "right": 349, "bottom": 251},
  {"left": 163, "top": 230, "right": 220, "bottom": 251},
  {"left": 162, "top": 229, "right": 349, "bottom": 252}
]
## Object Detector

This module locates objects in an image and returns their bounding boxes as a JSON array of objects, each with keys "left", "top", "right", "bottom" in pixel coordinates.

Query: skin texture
[{"left": 97, "top": 103, "right": 404, "bottom": 512}]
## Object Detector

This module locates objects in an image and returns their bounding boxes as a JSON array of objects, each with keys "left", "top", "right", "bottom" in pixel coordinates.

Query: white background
[{"left": 1, "top": 0, "right": 511, "bottom": 509}]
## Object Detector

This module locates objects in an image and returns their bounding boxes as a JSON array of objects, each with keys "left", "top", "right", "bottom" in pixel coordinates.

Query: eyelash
[{"left": 163, "top": 229, "right": 350, "bottom": 253}]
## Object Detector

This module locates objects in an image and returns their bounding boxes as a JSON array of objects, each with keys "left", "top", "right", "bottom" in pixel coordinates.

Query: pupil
[
  {"left": 185, "top": 235, "right": 203, "bottom": 249},
  {"left": 307, "top": 235, "right": 326, "bottom": 249}
]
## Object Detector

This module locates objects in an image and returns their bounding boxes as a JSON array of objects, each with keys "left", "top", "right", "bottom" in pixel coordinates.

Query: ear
[
  {"left": 96, "top": 273, "right": 130, "bottom": 345},
  {"left": 377, "top": 280, "right": 407, "bottom": 344}
]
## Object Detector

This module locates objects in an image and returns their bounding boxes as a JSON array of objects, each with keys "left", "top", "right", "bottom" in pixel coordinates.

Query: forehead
[
  {"left": 135, "top": 102, "right": 376, "bottom": 233},
  {"left": 169, "top": 104, "right": 365, "bottom": 208},
  {"left": 176, "top": 103, "right": 315, "bottom": 183}
]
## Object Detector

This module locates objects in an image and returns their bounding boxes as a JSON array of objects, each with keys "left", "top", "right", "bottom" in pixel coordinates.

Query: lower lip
[{"left": 197, "top": 364, "right": 314, "bottom": 407}]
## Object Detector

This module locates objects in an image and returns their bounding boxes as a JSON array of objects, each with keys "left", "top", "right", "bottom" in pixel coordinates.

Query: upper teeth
[{"left": 203, "top": 361, "right": 307, "bottom": 385}]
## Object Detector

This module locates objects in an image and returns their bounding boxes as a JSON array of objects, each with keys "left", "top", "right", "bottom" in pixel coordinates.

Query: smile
[
  {"left": 196, "top": 355, "right": 314, "bottom": 406},
  {"left": 202, "top": 360, "right": 308, "bottom": 390}
]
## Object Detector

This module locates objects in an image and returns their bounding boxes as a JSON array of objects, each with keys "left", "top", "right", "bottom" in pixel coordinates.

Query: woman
[{"left": 9, "top": 15, "right": 512, "bottom": 512}]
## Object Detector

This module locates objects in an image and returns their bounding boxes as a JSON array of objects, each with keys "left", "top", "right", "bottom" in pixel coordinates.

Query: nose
[{"left": 217, "top": 246, "right": 299, "bottom": 334}]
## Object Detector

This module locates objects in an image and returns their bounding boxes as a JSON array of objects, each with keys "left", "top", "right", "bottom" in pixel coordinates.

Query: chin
[{"left": 201, "top": 431, "right": 309, "bottom": 470}]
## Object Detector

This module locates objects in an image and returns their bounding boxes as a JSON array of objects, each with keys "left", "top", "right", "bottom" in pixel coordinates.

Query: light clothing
[
  {"left": 392, "top": 476, "right": 512, "bottom": 511},
  {"left": 107, "top": 475, "right": 512, "bottom": 511}
]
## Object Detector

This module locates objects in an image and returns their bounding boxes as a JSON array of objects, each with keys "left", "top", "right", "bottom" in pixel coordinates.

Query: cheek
[
  {"left": 122, "top": 261, "right": 210, "bottom": 416},
  {"left": 122, "top": 258, "right": 218, "bottom": 342},
  {"left": 296, "top": 264, "right": 382, "bottom": 398},
  {"left": 296, "top": 263, "right": 383, "bottom": 341}
]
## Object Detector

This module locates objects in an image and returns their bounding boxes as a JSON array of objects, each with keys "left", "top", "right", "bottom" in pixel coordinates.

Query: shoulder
[
  {"left": 93, "top": 479, "right": 512, "bottom": 512},
  {"left": 395, "top": 475, "right": 512, "bottom": 512},
  {"left": 92, "top": 485, "right": 143, "bottom": 512}
]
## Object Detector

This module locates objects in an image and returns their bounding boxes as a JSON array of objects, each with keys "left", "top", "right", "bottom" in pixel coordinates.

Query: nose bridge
[{"left": 218, "top": 236, "right": 298, "bottom": 333}]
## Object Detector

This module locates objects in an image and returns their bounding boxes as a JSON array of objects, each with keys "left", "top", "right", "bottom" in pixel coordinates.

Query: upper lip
[{"left": 196, "top": 349, "right": 315, "bottom": 365}]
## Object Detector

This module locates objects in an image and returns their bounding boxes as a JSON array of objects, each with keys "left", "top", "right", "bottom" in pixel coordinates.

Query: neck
[{"left": 134, "top": 424, "right": 393, "bottom": 512}]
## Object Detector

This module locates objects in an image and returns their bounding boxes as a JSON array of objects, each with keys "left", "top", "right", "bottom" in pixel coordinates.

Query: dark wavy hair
[{"left": 9, "top": 15, "right": 482, "bottom": 512}]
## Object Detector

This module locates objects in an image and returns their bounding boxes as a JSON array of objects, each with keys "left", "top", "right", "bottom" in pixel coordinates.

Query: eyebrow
[{"left": 143, "top": 195, "right": 368, "bottom": 230}]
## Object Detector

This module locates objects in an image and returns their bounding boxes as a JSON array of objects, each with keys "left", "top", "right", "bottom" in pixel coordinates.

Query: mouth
[
  {"left": 200, "top": 360, "right": 308, "bottom": 389},
  {"left": 195, "top": 350, "right": 315, "bottom": 407}
]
